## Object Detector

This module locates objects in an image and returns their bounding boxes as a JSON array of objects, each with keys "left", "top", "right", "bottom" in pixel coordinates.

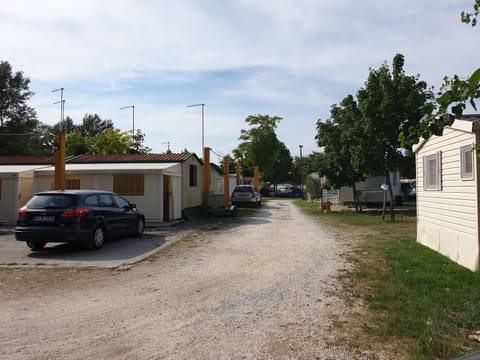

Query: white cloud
[{"left": 3, "top": 0, "right": 480, "bottom": 159}]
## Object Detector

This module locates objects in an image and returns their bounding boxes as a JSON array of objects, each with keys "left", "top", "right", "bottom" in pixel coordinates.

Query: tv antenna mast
[{"left": 162, "top": 142, "right": 171, "bottom": 153}]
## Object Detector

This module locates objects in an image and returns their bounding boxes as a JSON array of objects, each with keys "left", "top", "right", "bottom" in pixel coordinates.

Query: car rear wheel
[
  {"left": 135, "top": 219, "right": 145, "bottom": 237},
  {"left": 86, "top": 226, "right": 105, "bottom": 250},
  {"left": 26, "top": 241, "right": 46, "bottom": 251}
]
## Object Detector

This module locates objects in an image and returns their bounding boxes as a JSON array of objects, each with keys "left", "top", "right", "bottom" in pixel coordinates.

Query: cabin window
[
  {"left": 66, "top": 179, "right": 80, "bottom": 189},
  {"left": 461, "top": 145, "right": 474, "bottom": 180},
  {"left": 189, "top": 165, "right": 197, "bottom": 187},
  {"left": 113, "top": 174, "right": 144, "bottom": 196},
  {"left": 424, "top": 152, "right": 442, "bottom": 191}
]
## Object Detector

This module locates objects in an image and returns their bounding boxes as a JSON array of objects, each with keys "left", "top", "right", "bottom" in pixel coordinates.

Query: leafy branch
[{"left": 399, "top": 2, "right": 480, "bottom": 148}]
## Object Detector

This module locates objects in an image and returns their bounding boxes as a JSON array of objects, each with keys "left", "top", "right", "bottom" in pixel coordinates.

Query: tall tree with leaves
[
  {"left": 233, "top": 114, "right": 292, "bottom": 186},
  {"left": 357, "top": 53, "right": 427, "bottom": 220},
  {"left": 79, "top": 114, "right": 114, "bottom": 138},
  {"left": 316, "top": 95, "right": 366, "bottom": 212},
  {"left": 92, "top": 128, "right": 132, "bottom": 155},
  {"left": 130, "top": 129, "right": 152, "bottom": 154},
  {"left": 52, "top": 116, "right": 77, "bottom": 135},
  {"left": 0, "top": 61, "right": 42, "bottom": 155}
]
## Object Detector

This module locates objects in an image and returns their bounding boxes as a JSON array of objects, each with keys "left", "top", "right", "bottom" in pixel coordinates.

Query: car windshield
[
  {"left": 235, "top": 186, "right": 253, "bottom": 192},
  {"left": 27, "top": 194, "right": 75, "bottom": 209}
]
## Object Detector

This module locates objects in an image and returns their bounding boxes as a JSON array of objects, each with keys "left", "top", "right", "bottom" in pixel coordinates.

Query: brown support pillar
[
  {"left": 54, "top": 132, "right": 66, "bottom": 190},
  {"left": 254, "top": 166, "right": 260, "bottom": 190},
  {"left": 236, "top": 162, "right": 241, "bottom": 185},
  {"left": 203, "top": 147, "right": 210, "bottom": 211},
  {"left": 224, "top": 157, "right": 230, "bottom": 207}
]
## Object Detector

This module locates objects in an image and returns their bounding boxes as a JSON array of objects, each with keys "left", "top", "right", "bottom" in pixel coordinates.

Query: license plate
[
  {"left": 236, "top": 193, "right": 250, "bottom": 199},
  {"left": 33, "top": 216, "right": 55, "bottom": 222}
]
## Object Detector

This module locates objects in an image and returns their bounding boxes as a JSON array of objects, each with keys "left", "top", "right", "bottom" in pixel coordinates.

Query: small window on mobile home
[
  {"left": 189, "top": 165, "right": 197, "bottom": 187},
  {"left": 461, "top": 145, "right": 474, "bottom": 180},
  {"left": 424, "top": 152, "right": 442, "bottom": 191},
  {"left": 66, "top": 179, "right": 80, "bottom": 189},
  {"left": 113, "top": 174, "right": 145, "bottom": 196}
]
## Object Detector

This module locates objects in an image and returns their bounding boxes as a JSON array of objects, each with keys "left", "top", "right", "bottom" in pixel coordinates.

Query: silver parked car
[{"left": 231, "top": 185, "right": 261, "bottom": 207}]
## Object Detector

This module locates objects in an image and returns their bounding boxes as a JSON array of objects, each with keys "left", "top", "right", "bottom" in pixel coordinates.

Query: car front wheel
[
  {"left": 26, "top": 241, "right": 46, "bottom": 251},
  {"left": 135, "top": 219, "right": 145, "bottom": 237}
]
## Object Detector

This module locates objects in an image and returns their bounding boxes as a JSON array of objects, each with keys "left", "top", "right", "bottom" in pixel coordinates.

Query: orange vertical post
[
  {"left": 203, "top": 147, "right": 210, "bottom": 211},
  {"left": 236, "top": 162, "right": 241, "bottom": 185},
  {"left": 54, "top": 132, "right": 66, "bottom": 190},
  {"left": 224, "top": 157, "right": 230, "bottom": 207},
  {"left": 254, "top": 166, "right": 260, "bottom": 190}
]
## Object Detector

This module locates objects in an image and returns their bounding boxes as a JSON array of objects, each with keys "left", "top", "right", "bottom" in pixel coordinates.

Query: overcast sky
[{"left": 2, "top": 0, "right": 479, "bottom": 161}]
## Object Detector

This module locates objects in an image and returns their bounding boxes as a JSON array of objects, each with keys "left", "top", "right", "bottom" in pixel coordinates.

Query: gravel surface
[{"left": 0, "top": 200, "right": 387, "bottom": 359}]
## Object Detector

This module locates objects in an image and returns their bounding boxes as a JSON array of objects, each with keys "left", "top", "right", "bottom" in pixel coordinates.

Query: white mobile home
[
  {"left": 338, "top": 172, "right": 403, "bottom": 206},
  {"left": 413, "top": 115, "right": 480, "bottom": 271},
  {"left": 0, "top": 157, "right": 53, "bottom": 225}
]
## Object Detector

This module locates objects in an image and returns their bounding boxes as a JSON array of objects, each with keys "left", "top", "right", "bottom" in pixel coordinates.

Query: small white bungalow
[
  {"left": 413, "top": 114, "right": 480, "bottom": 271},
  {"left": 31, "top": 153, "right": 205, "bottom": 224},
  {"left": 0, "top": 157, "right": 53, "bottom": 224},
  {"left": 338, "top": 172, "right": 403, "bottom": 206},
  {"left": 209, "top": 163, "right": 226, "bottom": 209}
]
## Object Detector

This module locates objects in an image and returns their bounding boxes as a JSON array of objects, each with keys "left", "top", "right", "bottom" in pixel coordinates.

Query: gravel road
[{"left": 0, "top": 200, "right": 384, "bottom": 359}]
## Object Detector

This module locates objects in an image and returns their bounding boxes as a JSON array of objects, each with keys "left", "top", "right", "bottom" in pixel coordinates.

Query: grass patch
[{"left": 294, "top": 199, "right": 480, "bottom": 359}]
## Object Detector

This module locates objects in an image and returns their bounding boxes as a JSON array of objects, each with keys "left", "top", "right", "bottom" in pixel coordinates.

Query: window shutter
[{"left": 437, "top": 151, "right": 442, "bottom": 191}]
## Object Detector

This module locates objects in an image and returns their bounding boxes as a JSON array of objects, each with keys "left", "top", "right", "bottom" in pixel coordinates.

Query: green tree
[
  {"left": 0, "top": 61, "right": 42, "bottom": 155},
  {"left": 79, "top": 114, "right": 114, "bottom": 138},
  {"left": 398, "top": 150, "right": 416, "bottom": 180},
  {"left": 316, "top": 95, "right": 366, "bottom": 212},
  {"left": 357, "top": 54, "right": 427, "bottom": 220},
  {"left": 30, "top": 123, "right": 56, "bottom": 155},
  {"left": 291, "top": 156, "right": 303, "bottom": 186},
  {"left": 52, "top": 116, "right": 77, "bottom": 134},
  {"left": 92, "top": 128, "right": 132, "bottom": 155},
  {"left": 303, "top": 152, "right": 326, "bottom": 176},
  {"left": 302, "top": 152, "right": 328, "bottom": 200},
  {"left": 130, "top": 129, "right": 151, "bottom": 154},
  {"left": 66, "top": 131, "right": 90, "bottom": 156},
  {"left": 270, "top": 141, "right": 293, "bottom": 185},
  {"left": 233, "top": 114, "right": 292, "bottom": 186},
  {"left": 62, "top": 114, "right": 151, "bottom": 156},
  {"left": 461, "top": 1, "right": 480, "bottom": 26}
]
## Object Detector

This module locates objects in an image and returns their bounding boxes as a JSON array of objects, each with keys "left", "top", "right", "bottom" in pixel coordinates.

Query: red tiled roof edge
[
  {"left": 69, "top": 153, "right": 199, "bottom": 163},
  {"left": 0, "top": 156, "right": 54, "bottom": 165}
]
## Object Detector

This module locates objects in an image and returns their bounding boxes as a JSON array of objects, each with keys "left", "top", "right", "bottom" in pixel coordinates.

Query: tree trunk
[
  {"left": 385, "top": 172, "right": 395, "bottom": 222},
  {"left": 352, "top": 183, "right": 362, "bottom": 213}
]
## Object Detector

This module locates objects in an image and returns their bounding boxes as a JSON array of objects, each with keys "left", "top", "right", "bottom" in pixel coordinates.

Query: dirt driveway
[{"left": 0, "top": 200, "right": 385, "bottom": 359}]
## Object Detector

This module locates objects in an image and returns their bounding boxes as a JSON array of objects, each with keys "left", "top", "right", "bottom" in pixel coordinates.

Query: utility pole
[
  {"left": 120, "top": 105, "right": 135, "bottom": 151},
  {"left": 52, "top": 88, "right": 64, "bottom": 129},
  {"left": 186, "top": 103, "right": 205, "bottom": 156},
  {"left": 52, "top": 88, "right": 65, "bottom": 189},
  {"left": 299, "top": 144, "right": 304, "bottom": 196}
]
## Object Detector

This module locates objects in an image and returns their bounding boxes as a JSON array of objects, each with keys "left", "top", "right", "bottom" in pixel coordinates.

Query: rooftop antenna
[{"left": 162, "top": 141, "right": 171, "bottom": 153}]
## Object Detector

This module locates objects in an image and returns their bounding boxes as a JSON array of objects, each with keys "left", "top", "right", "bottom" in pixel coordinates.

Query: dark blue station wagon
[{"left": 15, "top": 190, "right": 145, "bottom": 251}]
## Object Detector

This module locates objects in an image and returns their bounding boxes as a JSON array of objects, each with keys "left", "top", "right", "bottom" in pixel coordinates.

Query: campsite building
[{"left": 0, "top": 153, "right": 208, "bottom": 225}]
